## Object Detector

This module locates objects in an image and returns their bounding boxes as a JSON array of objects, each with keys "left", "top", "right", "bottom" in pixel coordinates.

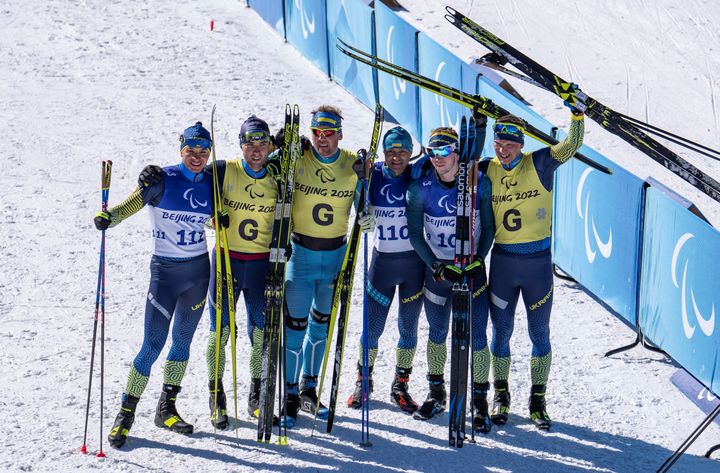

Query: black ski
[
  {"left": 449, "top": 115, "right": 475, "bottom": 448},
  {"left": 322, "top": 103, "right": 384, "bottom": 434},
  {"left": 258, "top": 104, "right": 300, "bottom": 444},
  {"left": 336, "top": 39, "right": 611, "bottom": 176},
  {"left": 445, "top": 6, "right": 720, "bottom": 203}
]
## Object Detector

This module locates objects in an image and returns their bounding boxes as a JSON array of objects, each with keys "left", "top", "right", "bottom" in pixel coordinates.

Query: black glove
[
  {"left": 432, "top": 262, "right": 463, "bottom": 283},
  {"left": 217, "top": 210, "right": 230, "bottom": 229},
  {"left": 480, "top": 52, "right": 508, "bottom": 66},
  {"left": 272, "top": 128, "right": 286, "bottom": 149},
  {"left": 94, "top": 211, "right": 113, "bottom": 230},
  {"left": 353, "top": 149, "right": 368, "bottom": 178},
  {"left": 472, "top": 107, "right": 488, "bottom": 127},
  {"left": 464, "top": 258, "right": 486, "bottom": 279},
  {"left": 284, "top": 244, "right": 293, "bottom": 260},
  {"left": 273, "top": 129, "right": 311, "bottom": 152},
  {"left": 138, "top": 164, "right": 163, "bottom": 188}
]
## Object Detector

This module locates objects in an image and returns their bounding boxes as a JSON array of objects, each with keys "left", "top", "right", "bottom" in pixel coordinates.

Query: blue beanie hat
[
  {"left": 180, "top": 122, "right": 212, "bottom": 150},
  {"left": 239, "top": 115, "right": 271, "bottom": 145},
  {"left": 427, "top": 128, "right": 459, "bottom": 148},
  {"left": 383, "top": 126, "right": 413, "bottom": 152}
]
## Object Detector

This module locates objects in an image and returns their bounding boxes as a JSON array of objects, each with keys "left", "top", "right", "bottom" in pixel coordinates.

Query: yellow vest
[
  {"left": 292, "top": 148, "right": 358, "bottom": 239},
  {"left": 486, "top": 153, "right": 553, "bottom": 244},
  {"left": 221, "top": 160, "right": 278, "bottom": 253}
]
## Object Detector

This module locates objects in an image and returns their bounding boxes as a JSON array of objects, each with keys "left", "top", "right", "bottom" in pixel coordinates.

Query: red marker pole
[{"left": 210, "top": 19, "right": 214, "bottom": 31}]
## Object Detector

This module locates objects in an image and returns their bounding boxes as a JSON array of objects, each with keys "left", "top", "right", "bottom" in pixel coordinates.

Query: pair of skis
[
  {"left": 257, "top": 104, "right": 300, "bottom": 444},
  {"left": 209, "top": 105, "right": 240, "bottom": 439},
  {"left": 444, "top": 6, "right": 720, "bottom": 203},
  {"left": 314, "top": 103, "right": 384, "bottom": 437},
  {"left": 81, "top": 160, "right": 113, "bottom": 458},
  {"left": 335, "top": 39, "right": 611, "bottom": 176},
  {"left": 449, "top": 116, "right": 478, "bottom": 448}
]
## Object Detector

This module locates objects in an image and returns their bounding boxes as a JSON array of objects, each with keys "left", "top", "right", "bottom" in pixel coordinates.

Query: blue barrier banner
[
  {"left": 552, "top": 153, "right": 644, "bottom": 326},
  {"left": 640, "top": 187, "right": 720, "bottom": 395},
  {"left": 248, "top": 0, "right": 285, "bottom": 37},
  {"left": 285, "top": 0, "right": 329, "bottom": 75},
  {"left": 671, "top": 368, "right": 720, "bottom": 417},
  {"left": 417, "top": 33, "right": 464, "bottom": 142},
  {"left": 375, "top": 2, "right": 419, "bottom": 139},
  {"left": 327, "top": 1, "right": 375, "bottom": 108}
]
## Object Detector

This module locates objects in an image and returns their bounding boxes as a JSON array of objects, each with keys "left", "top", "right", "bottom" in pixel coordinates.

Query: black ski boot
[
  {"left": 529, "top": 384, "right": 552, "bottom": 430},
  {"left": 208, "top": 379, "right": 228, "bottom": 429},
  {"left": 108, "top": 394, "right": 140, "bottom": 448},
  {"left": 280, "top": 385, "right": 301, "bottom": 429},
  {"left": 390, "top": 367, "right": 419, "bottom": 414},
  {"left": 347, "top": 364, "right": 373, "bottom": 409},
  {"left": 154, "top": 384, "right": 193, "bottom": 434},
  {"left": 299, "top": 376, "right": 329, "bottom": 419},
  {"left": 472, "top": 382, "right": 492, "bottom": 434},
  {"left": 248, "top": 378, "right": 261, "bottom": 418},
  {"left": 491, "top": 380, "right": 511, "bottom": 425},
  {"left": 413, "top": 375, "right": 446, "bottom": 421}
]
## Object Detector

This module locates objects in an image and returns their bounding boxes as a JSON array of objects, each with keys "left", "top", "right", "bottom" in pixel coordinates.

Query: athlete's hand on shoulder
[
  {"left": 411, "top": 154, "right": 432, "bottom": 179},
  {"left": 432, "top": 262, "right": 463, "bottom": 283},
  {"left": 94, "top": 211, "right": 113, "bottom": 231},
  {"left": 138, "top": 164, "right": 163, "bottom": 188},
  {"left": 358, "top": 208, "right": 375, "bottom": 233},
  {"left": 464, "top": 258, "right": 486, "bottom": 279},
  {"left": 273, "top": 129, "right": 310, "bottom": 152}
]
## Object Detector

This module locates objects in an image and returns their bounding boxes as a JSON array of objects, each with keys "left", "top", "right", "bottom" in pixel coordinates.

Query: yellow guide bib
[
  {"left": 486, "top": 153, "right": 553, "bottom": 244},
  {"left": 292, "top": 148, "right": 358, "bottom": 239},
  {"left": 221, "top": 160, "right": 278, "bottom": 253}
]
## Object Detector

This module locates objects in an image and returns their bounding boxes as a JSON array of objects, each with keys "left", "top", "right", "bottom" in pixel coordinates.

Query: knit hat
[
  {"left": 383, "top": 126, "right": 413, "bottom": 152},
  {"left": 180, "top": 122, "right": 212, "bottom": 150},
  {"left": 427, "top": 128, "right": 459, "bottom": 148},
  {"left": 239, "top": 115, "right": 271, "bottom": 145}
]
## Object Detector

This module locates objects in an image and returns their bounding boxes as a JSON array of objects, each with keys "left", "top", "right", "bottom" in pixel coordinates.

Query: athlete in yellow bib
[
  {"left": 278, "top": 105, "right": 373, "bottom": 428},
  {"left": 480, "top": 109, "right": 584, "bottom": 431}
]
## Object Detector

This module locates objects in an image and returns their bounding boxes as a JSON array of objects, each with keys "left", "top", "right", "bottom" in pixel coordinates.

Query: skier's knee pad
[
  {"left": 310, "top": 308, "right": 330, "bottom": 324},
  {"left": 285, "top": 312, "right": 308, "bottom": 331}
]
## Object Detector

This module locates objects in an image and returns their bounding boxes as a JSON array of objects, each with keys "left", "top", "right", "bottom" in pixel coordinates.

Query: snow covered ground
[{"left": 2, "top": 0, "right": 719, "bottom": 472}]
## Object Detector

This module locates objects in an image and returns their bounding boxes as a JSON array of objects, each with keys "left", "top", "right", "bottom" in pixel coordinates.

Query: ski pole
[{"left": 81, "top": 160, "right": 112, "bottom": 456}]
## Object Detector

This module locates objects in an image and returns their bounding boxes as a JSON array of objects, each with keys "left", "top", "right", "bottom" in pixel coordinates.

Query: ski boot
[
  {"left": 471, "top": 382, "right": 492, "bottom": 434},
  {"left": 529, "top": 384, "right": 552, "bottom": 430},
  {"left": 208, "top": 379, "right": 228, "bottom": 429},
  {"left": 249, "top": 378, "right": 281, "bottom": 425},
  {"left": 299, "top": 376, "right": 329, "bottom": 420},
  {"left": 390, "top": 367, "right": 419, "bottom": 414},
  {"left": 248, "top": 378, "right": 261, "bottom": 418},
  {"left": 279, "top": 385, "right": 302, "bottom": 429},
  {"left": 154, "top": 384, "right": 193, "bottom": 434},
  {"left": 490, "top": 380, "right": 511, "bottom": 425},
  {"left": 413, "top": 375, "right": 446, "bottom": 421},
  {"left": 108, "top": 394, "right": 140, "bottom": 448},
  {"left": 347, "top": 364, "right": 373, "bottom": 409}
]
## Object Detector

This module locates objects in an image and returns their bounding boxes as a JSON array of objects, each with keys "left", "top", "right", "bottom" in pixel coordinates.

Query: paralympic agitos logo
[
  {"left": 244, "top": 183, "right": 265, "bottom": 199},
  {"left": 315, "top": 168, "right": 335, "bottom": 184}
]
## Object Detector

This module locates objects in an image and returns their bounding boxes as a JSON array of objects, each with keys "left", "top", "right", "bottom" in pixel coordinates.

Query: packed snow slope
[{"left": 1, "top": 0, "right": 719, "bottom": 472}]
